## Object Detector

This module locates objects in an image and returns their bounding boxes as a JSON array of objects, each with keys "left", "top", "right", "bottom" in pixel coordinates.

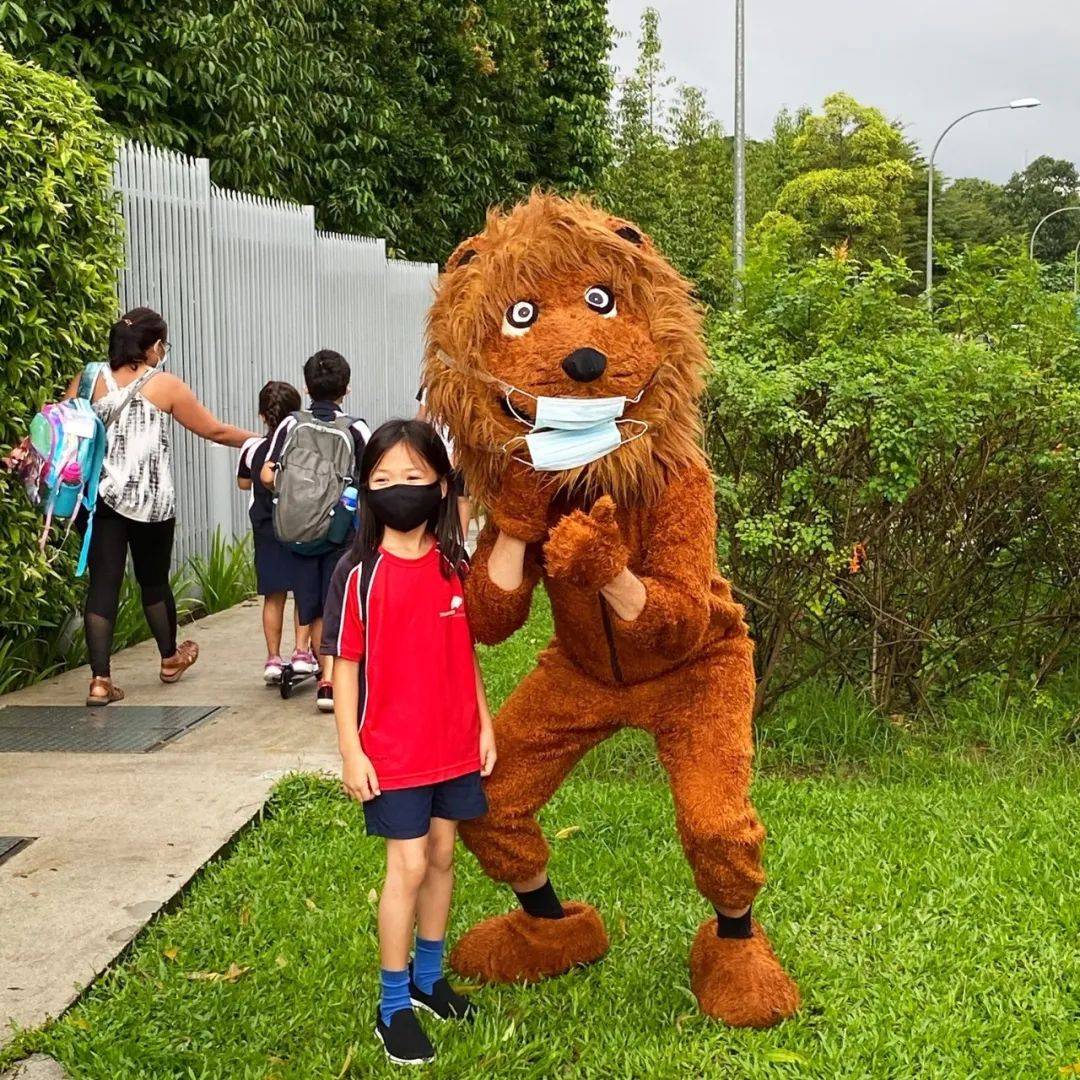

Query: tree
[
  {"left": 0, "top": 0, "right": 614, "bottom": 263},
  {"left": 937, "top": 178, "right": 1015, "bottom": 248},
  {"left": 771, "top": 92, "right": 914, "bottom": 256},
  {"left": 1004, "top": 155, "right": 1080, "bottom": 262}
]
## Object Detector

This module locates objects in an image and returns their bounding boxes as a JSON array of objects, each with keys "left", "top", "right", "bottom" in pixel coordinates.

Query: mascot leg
[
  {"left": 452, "top": 652, "right": 614, "bottom": 983},
  {"left": 652, "top": 641, "right": 800, "bottom": 1027}
]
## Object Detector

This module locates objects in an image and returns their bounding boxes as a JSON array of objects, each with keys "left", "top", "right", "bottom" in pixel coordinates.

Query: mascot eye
[
  {"left": 503, "top": 299, "right": 539, "bottom": 337},
  {"left": 584, "top": 285, "right": 616, "bottom": 317}
]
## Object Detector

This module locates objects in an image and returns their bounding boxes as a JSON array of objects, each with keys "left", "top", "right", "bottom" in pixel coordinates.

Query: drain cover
[
  {"left": 0, "top": 837, "right": 34, "bottom": 865},
  {"left": 0, "top": 706, "right": 220, "bottom": 753}
]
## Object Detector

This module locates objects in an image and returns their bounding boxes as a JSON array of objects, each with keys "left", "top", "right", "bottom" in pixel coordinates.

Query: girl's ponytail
[
  {"left": 108, "top": 307, "right": 167, "bottom": 370},
  {"left": 258, "top": 380, "right": 302, "bottom": 433}
]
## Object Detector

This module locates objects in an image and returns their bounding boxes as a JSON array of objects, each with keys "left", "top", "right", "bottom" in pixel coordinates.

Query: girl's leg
[
  {"left": 414, "top": 818, "right": 457, "bottom": 992},
  {"left": 379, "top": 837, "right": 429, "bottom": 1023},
  {"left": 262, "top": 592, "right": 286, "bottom": 656},
  {"left": 293, "top": 601, "right": 311, "bottom": 654}
]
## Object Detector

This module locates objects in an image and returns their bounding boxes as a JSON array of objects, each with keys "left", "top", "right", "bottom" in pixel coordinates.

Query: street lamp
[
  {"left": 733, "top": 0, "right": 746, "bottom": 306},
  {"left": 1073, "top": 238, "right": 1080, "bottom": 297},
  {"left": 925, "top": 98, "right": 1041, "bottom": 310},
  {"left": 1029, "top": 205, "right": 1080, "bottom": 260}
]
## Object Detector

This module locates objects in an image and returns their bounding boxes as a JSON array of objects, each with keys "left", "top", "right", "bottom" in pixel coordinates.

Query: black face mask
[{"left": 365, "top": 481, "right": 443, "bottom": 532}]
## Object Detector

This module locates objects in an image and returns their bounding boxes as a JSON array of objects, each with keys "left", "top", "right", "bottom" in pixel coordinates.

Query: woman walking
[{"left": 66, "top": 307, "right": 257, "bottom": 705}]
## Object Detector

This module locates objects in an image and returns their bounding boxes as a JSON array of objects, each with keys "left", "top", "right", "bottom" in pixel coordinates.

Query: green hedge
[
  {"left": 0, "top": 1, "right": 613, "bottom": 263},
  {"left": 0, "top": 49, "right": 122, "bottom": 639}
]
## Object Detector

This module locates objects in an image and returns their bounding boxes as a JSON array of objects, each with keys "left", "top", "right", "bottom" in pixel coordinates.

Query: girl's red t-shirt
[{"left": 323, "top": 545, "right": 481, "bottom": 790}]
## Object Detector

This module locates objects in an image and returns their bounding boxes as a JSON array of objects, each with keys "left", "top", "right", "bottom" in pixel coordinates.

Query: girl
[
  {"left": 236, "top": 380, "right": 316, "bottom": 683},
  {"left": 322, "top": 419, "right": 496, "bottom": 1067},
  {"left": 64, "top": 307, "right": 257, "bottom": 705}
]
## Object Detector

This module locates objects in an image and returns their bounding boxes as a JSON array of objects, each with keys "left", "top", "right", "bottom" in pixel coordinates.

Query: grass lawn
[{"left": 5, "top": 599, "right": 1080, "bottom": 1078}]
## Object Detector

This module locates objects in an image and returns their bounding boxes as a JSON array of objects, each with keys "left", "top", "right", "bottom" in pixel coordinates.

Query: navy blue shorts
[
  {"left": 363, "top": 771, "right": 488, "bottom": 840},
  {"left": 292, "top": 542, "right": 350, "bottom": 626},
  {"left": 253, "top": 528, "right": 299, "bottom": 596}
]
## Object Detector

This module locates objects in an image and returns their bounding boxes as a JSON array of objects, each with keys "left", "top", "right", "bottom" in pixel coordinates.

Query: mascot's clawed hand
[
  {"left": 488, "top": 458, "right": 555, "bottom": 544},
  {"left": 544, "top": 496, "right": 628, "bottom": 590},
  {"left": 422, "top": 193, "right": 799, "bottom": 1027}
]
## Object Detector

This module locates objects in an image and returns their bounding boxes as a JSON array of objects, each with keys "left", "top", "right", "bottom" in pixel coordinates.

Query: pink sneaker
[
  {"left": 264, "top": 655, "right": 284, "bottom": 684},
  {"left": 291, "top": 649, "right": 318, "bottom": 675}
]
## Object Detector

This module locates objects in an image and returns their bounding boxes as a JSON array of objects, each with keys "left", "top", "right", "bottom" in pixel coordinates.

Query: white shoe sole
[
  {"left": 410, "top": 996, "right": 447, "bottom": 1022},
  {"left": 374, "top": 1025, "right": 434, "bottom": 1065},
  {"left": 292, "top": 664, "right": 316, "bottom": 675},
  {"left": 264, "top": 671, "right": 282, "bottom": 685},
  {"left": 316, "top": 699, "right": 334, "bottom": 713}
]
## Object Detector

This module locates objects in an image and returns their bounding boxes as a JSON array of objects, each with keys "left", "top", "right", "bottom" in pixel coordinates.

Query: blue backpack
[{"left": 14, "top": 363, "right": 155, "bottom": 575}]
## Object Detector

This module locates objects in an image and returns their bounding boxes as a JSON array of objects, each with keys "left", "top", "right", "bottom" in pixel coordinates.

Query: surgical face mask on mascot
[
  {"left": 503, "top": 384, "right": 649, "bottom": 472},
  {"left": 365, "top": 481, "right": 442, "bottom": 532}
]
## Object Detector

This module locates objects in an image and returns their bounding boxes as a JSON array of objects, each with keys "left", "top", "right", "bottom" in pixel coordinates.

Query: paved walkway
[{"left": 0, "top": 601, "right": 339, "bottom": 1046}]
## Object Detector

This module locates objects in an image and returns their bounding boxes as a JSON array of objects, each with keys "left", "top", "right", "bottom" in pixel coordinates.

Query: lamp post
[
  {"left": 733, "top": 0, "right": 746, "bottom": 306},
  {"left": 925, "top": 98, "right": 1041, "bottom": 310},
  {"left": 1029, "top": 205, "right": 1080, "bottom": 260},
  {"left": 1073, "top": 238, "right": 1080, "bottom": 297}
]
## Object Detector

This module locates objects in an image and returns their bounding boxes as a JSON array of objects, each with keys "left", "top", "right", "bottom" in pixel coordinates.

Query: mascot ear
[
  {"left": 446, "top": 237, "right": 483, "bottom": 272},
  {"left": 606, "top": 217, "right": 652, "bottom": 250}
]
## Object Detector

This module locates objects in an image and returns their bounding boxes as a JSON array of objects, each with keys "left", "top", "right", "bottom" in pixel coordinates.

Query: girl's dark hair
[
  {"left": 258, "top": 380, "right": 301, "bottom": 433},
  {"left": 348, "top": 419, "right": 466, "bottom": 579},
  {"left": 108, "top": 307, "right": 168, "bottom": 370}
]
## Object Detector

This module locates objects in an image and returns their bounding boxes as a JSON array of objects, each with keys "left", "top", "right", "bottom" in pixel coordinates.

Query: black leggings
[{"left": 82, "top": 503, "right": 177, "bottom": 677}]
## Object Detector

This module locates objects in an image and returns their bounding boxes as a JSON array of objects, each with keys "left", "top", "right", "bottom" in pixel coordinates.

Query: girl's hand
[
  {"left": 342, "top": 752, "right": 381, "bottom": 802},
  {"left": 479, "top": 723, "right": 497, "bottom": 777}
]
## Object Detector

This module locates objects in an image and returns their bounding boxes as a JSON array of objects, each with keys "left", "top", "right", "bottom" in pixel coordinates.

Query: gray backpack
[{"left": 272, "top": 411, "right": 356, "bottom": 552}]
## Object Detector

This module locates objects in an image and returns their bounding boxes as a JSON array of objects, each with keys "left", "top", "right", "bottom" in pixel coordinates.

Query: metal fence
[{"left": 113, "top": 141, "right": 438, "bottom": 564}]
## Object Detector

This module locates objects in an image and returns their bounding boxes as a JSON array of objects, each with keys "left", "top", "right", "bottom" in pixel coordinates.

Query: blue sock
[
  {"left": 379, "top": 968, "right": 411, "bottom": 1025},
  {"left": 412, "top": 936, "right": 445, "bottom": 994}
]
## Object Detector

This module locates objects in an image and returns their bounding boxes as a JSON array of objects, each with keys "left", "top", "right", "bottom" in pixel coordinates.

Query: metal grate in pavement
[
  {"left": 0, "top": 836, "right": 34, "bottom": 866},
  {"left": 0, "top": 706, "right": 221, "bottom": 753}
]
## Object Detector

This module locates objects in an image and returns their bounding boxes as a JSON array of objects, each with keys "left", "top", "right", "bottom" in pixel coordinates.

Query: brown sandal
[
  {"left": 160, "top": 640, "right": 199, "bottom": 684},
  {"left": 86, "top": 677, "right": 125, "bottom": 707}
]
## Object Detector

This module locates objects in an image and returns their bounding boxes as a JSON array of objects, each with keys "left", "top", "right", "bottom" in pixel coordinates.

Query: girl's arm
[
  {"left": 473, "top": 650, "right": 496, "bottom": 777},
  {"left": 333, "top": 658, "right": 380, "bottom": 801},
  {"left": 237, "top": 478, "right": 252, "bottom": 491}
]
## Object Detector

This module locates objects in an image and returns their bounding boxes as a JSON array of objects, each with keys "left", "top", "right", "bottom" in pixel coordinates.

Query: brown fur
[
  {"left": 449, "top": 902, "right": 608, "bottom": 983},
  {"left": 428, "top": 193, "right": 798, "bottom": 1026}
]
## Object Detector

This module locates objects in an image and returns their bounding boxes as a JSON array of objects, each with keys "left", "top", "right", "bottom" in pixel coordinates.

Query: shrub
[
  {"left": 0, "top": 50, "right": 123, "bottom": 641},
  {"left": 706, "top": 243, "right": 1080, "bottom": 714}
]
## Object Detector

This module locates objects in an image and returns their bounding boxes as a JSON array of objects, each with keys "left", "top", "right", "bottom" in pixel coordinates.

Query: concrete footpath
[{"left": 0, "top": 600, "right": 339, "bottom": 1047}]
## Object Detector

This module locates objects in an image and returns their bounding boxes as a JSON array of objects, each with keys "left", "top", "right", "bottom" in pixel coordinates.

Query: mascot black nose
[{"left": 561, "top": 347, "right": 607, "bottom": 382}]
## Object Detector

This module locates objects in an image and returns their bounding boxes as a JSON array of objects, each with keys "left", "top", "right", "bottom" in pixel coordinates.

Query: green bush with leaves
[
  {"left": 706, "top": 240, "right": 1080, "bottom": 714},
  {"left": 0, "top": 1, "right": 612, "bottom": 263},
  {"left": 0, "top": 49, "right": 123, "bottom": 643}
]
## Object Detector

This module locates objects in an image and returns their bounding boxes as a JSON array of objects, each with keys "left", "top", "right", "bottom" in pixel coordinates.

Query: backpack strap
[
  {"left": 74, "top": 412, "right": 108, "bottom": 577},
  {"left": 77, "top": 363, "right": 105, "bottom": 401}
]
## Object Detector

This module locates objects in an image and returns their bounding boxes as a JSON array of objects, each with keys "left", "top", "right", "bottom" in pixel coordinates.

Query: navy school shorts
[{"left": 363, "top": 770, "right": 488, "bottom": 840}]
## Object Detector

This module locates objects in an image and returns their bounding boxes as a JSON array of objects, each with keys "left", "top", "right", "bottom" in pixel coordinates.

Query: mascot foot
[
  {"left": 689, "top": 918, "right": 800, "bottom": 1028},
  {"left": 450, "top": 901, "right": 608, "bottom": 983}
]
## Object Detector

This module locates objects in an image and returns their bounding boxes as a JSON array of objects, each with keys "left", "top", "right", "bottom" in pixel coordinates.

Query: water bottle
[
  {"left": 340, "top": 485, "right": 358, "bottom": 514},
  {"left": 55, "top": 460, "right": 84, "bottom": 519}
]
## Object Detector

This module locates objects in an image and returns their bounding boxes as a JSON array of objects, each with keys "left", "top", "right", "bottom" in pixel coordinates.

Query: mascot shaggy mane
[{"left": 422, "top": 192, "right": 710, "bottom": 507}]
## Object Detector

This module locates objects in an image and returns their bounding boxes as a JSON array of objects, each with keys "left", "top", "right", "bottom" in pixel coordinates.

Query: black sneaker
[
  {"left": 409, "top": 971, "right": 477, "bottom": 1022},
  {"left": 316, "top": 681, "right": 334, "bottom": 714},
  {"left": 375, "top": 1008, "right": 434, "bottom": 1066}
]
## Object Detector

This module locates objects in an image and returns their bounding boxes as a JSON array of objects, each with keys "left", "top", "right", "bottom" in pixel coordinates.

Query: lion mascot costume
[{"left": 421, "top": 192, "right": 799, "bottom": 1027}]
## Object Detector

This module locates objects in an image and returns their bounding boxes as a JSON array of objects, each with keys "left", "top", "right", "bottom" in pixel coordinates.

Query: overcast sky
[{"left": 608, "top": 0, "right": 1080, "bottom": 183}]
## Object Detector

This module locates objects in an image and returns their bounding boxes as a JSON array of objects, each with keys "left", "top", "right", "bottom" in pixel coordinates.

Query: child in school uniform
[
  {"left": 236, "top": 380, "right": 315, "bottom": 683},
  {"left": 261, "top": 350, "right": 370, "bottom": 712},
  {"left": 322, "top": 419, "right": 496, "bottom": 1067}
]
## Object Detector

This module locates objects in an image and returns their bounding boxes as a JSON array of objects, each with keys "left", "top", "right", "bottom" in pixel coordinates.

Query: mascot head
[{"left": 422, "top": 192, "right": 708, "bottom": 506}]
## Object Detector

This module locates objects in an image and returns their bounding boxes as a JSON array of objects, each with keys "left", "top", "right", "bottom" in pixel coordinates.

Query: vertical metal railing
[{"left": 112, "top": 142, "right": 439, "bottom": 564}]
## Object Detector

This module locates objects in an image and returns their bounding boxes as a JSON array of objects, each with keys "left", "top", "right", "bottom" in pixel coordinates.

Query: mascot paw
[
  {"left": 543, "top": 497, "right": 629, "bottom": 590},
  {"left": 450, "top": 901, "right": 609, "bottom": 983},
  {"left": 689, "top": 918, "right": 800, "bottom": 1028}
]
